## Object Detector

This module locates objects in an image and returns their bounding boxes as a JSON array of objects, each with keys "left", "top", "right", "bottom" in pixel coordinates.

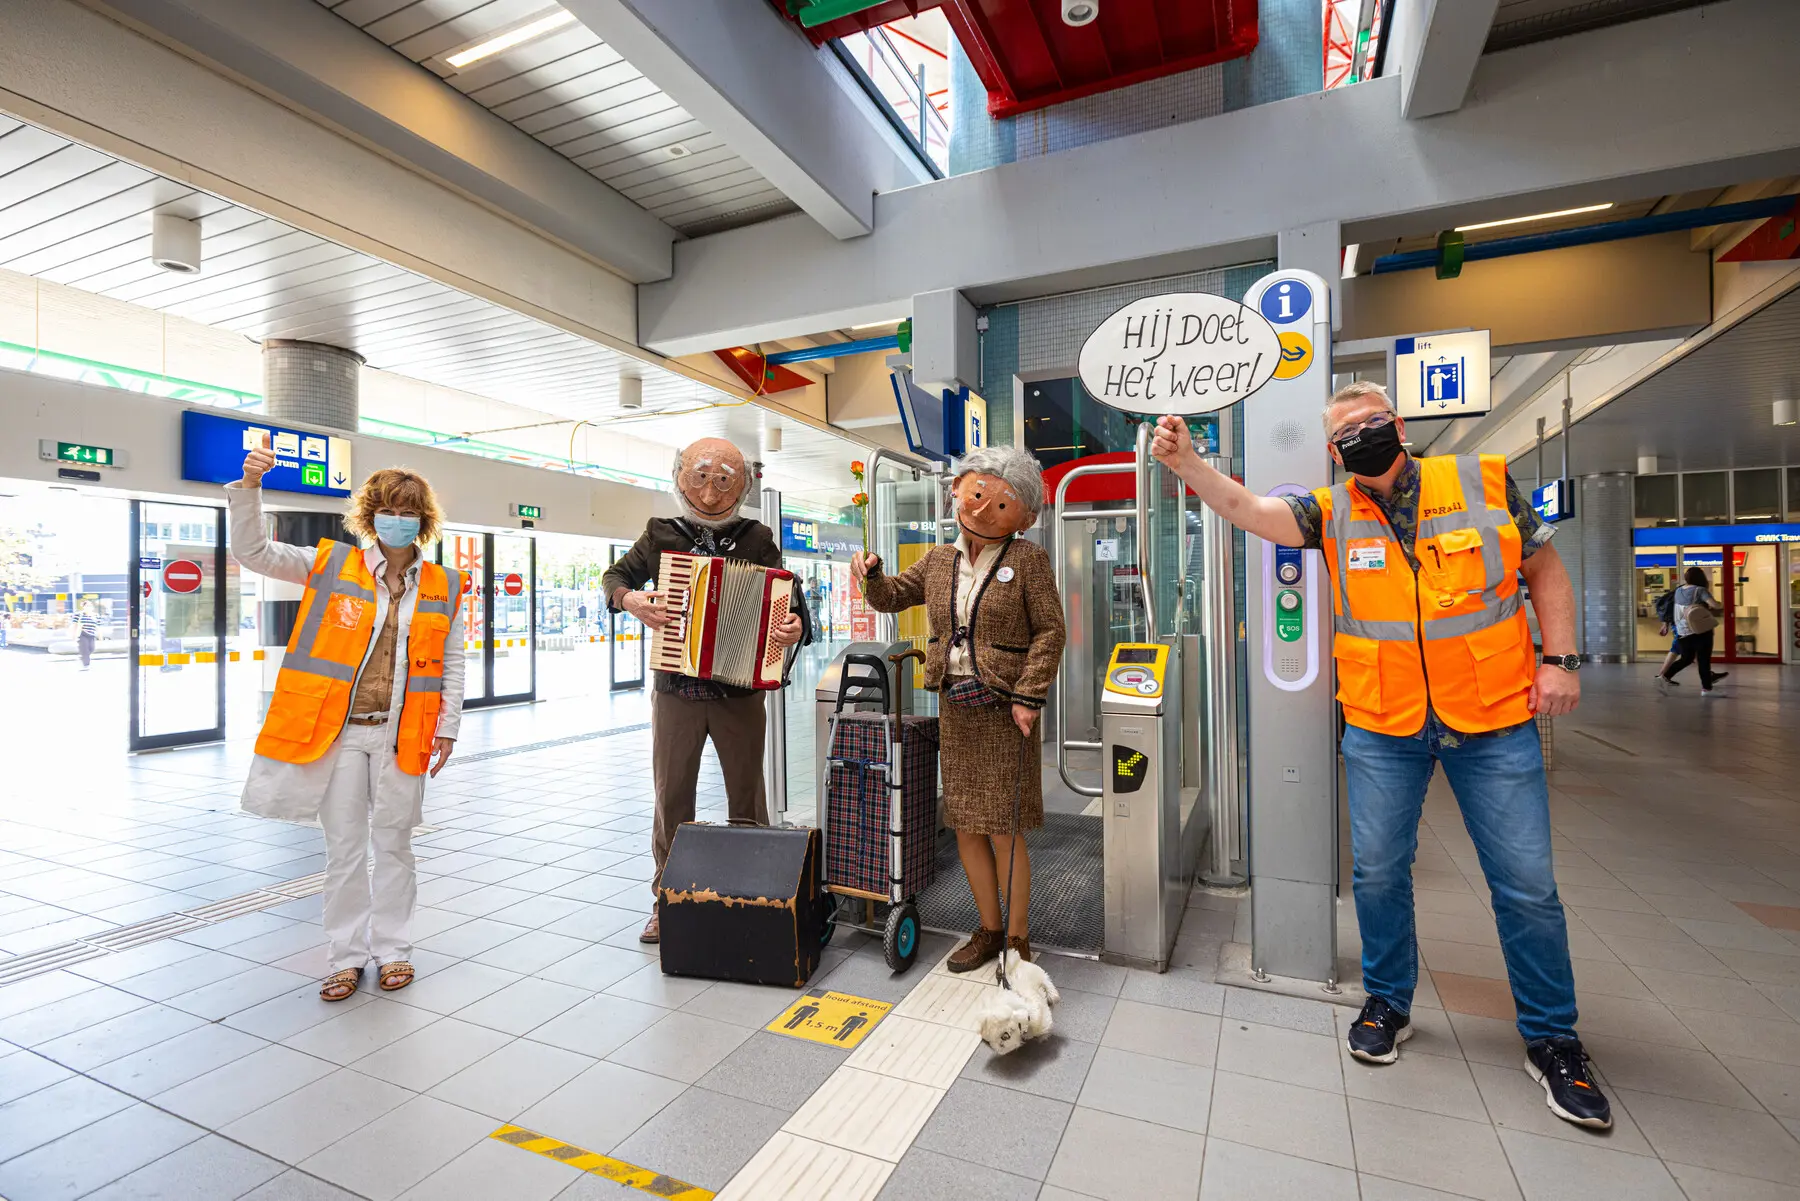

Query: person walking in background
[
  {"left": 1653, "top": 584, "right": 1682, "bottom": 685},
  {"left": 229, "top": 435, "right": 466, "bottom": 1002},
  {"left": 1660, "top": 565, "right": 1728, "bottom": 695},
  {"left": 77, "top": 602, "right": 99, "bottom": 669}
]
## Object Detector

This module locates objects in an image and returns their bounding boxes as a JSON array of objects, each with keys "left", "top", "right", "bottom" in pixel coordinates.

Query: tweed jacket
[{"left": 862, "top": 537, "right": 1065, "bottom": 710}]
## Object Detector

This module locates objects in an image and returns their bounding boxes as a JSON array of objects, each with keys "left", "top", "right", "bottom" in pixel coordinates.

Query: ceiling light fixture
[
  {"left": 1776, "top": 397, "right": 1798, "bottom": 427},
  {"left": 666, "top": 144, "right": 692, "bottom": 159},
  {"left": 1455, "top": 203, "right": 1614, "bottom": 233},
  {"left": 1061, "top": 0, "right": 1098, "bottom": 26},
  {"left": 445, "top": 9, "right": 576, "bottom": 69},
  {"left": 850, "top": 320, "right": 898, "bottom": 332}
]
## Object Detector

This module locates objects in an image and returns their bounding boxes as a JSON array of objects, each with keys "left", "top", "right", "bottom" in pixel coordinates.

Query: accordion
[{"left": 649, "top": 551, "right": 798, "bottom": 690}]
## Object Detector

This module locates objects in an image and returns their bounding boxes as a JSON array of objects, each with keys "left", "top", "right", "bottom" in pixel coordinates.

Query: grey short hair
[
  {"left": 952, "top": 445, "right": 1046, "bottom": 520},
  {"left": 1323, "top": 380, "right": 1394, "bottom": 432}
]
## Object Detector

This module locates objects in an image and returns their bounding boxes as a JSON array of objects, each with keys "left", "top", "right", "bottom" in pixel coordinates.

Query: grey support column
[
  {"left": 263, "top": 339, "right": 362, "bottom": 432},
  {"left": 1578, "top": 473, "right": 1634, "bottom": 663}
]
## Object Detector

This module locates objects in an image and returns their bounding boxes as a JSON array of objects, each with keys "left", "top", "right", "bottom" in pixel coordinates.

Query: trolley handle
[{"left": 833, "top": 653, "right": 892, "bottom": 716}]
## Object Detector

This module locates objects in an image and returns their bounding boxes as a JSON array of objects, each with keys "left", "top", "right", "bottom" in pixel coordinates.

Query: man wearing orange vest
[{"left": 1153, "top": 382, "right": 1610, "bottom": 1131}]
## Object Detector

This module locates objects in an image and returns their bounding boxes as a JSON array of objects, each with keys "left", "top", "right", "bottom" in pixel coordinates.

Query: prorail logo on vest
[{"left": 1078, "top": 293, "right": 1283, "bottom": 416}]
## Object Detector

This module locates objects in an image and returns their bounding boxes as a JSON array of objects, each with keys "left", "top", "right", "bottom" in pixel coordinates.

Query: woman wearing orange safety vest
[{"left": 229, "top": 436, "right": 465, "bottom": 1002}]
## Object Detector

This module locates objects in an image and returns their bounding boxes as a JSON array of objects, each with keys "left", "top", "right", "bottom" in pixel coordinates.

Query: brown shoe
[
  {"left": 1007, "top": 936, "right": 1032, "bottom": 963},
  {"left": 639, "top": 913, "right": 660, "bottom": 944},
  {"left": 947, "top": 928, "right": 1004, "bottom": 973}
]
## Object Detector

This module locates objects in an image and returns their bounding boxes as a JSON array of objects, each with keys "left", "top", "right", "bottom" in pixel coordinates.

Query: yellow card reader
[{"left": 1103, "top": 642, "right": 1168, "bottom": 701}]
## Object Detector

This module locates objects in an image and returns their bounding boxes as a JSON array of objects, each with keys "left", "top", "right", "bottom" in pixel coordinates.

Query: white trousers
[{"left": 320, "top": 722, "right": 418, "bottom": 973}]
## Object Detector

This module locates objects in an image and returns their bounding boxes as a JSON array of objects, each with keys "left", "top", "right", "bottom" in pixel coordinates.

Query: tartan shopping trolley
[{"left": 821, "top": 651, "right": 940, "bottom": 971}]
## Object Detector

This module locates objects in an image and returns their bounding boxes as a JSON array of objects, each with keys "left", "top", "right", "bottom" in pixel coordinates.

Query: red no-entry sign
[
  {"left": 501, "top": 572, "right": 524, "bottom": 597},
  {"left": 162, "top": 560, "right": 203, "bottom": 594}
]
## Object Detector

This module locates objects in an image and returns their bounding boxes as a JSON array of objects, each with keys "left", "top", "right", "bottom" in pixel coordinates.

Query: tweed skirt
[{"left": 937, "top": 678, "right": 1044, "bottom": 836}]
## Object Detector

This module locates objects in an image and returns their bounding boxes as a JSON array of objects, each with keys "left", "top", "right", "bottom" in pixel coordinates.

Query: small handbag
[
  {"left": 943, "top": 676, "right": 1003, "bottom": 708},
  {"left": 1681, "top": 601, "right": 1718, "bottom": 635}
]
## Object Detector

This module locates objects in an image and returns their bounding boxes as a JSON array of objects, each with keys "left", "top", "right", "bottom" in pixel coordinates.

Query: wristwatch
[{"left": 1542, "top": 653, "right": 1583, "bottom": 672}]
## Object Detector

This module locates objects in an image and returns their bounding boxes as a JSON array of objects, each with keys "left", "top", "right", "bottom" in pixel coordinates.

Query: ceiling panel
[
  {"left": 1487, "top": 0, "right": 1703, "bottom": 52},
  {"left": 0, "top": 120, "right": 857, "bottom": 492},
  {"left": 314, "top": 0, "right": 799, "bottom": 235}
]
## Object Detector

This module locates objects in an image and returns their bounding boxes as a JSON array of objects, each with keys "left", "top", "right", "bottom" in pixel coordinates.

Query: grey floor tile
[
  {"left": 1200, "top": 1137, "right": 1359, "bottom": 1201},
  {"left": 915, "top": 1078, "right": 1072, "bottom": 1180},
  {"left": 607, "top": 1010, "right": 753, "bottom": 1083},
  {"left": 960, "top": 1032, "right": 1096, "bottom": 1103},
  {"left": 1356, "top": 1176, "right": 1485, "bottom": 1201},
  {"left": 417, "top": 916, "right": 529, "bottom": 960},
  {"left": 222, "top": 1068, "right": 414, "bottom": 1164},
  {"left": 452, "top": 976, "right": 590, "bottom": 1036},
  {"left": 1216, "top": 1019, "right": 1343, "bottom": 1093},
  {"left": 0, "top": 1074, "right": 135, "bottom": 1161},
  {"left": 1046, "top": 1105, "right": 1205, "bottom": 1201},
  {"left": 176, "top": 911, "right": 301, "bottom": 950},
  {"left": 349, "top": 1016, "right": 512, "bottom": 1092},
  {"left": 528, "top": 992, "right": 668, "bottom": 1059},
  {"left": 0, "top": 982, "right": 149, "bottom": 1047},
  {"left": 1615, "top": 1085, "right": 1800, "bottom": 1184},
  {"left": 68, "top": 939, "right": 209, "bottom": 986},
  {"left": 283, "top": 996, "right": 441, "bottom": 1064},
  {"left": 152, "top": 1043, "right": 338, "bottom": 1129},
  {"left": 679, "top": 978, "right": 807, "bottom": 1030},
  {"left": 696, "top": 1030, "right": 847, "bottom": 1113},
  {"left": 1347, "top": 1097, "right": 1522, "bottom": 1201},
  {"left": 32, "top": 1002, "right": 204, "bottom": 1072},
  {"left": 1209, "top": 1069, "right": 1354, "bottom": 1168},
  {"left": 428, "top": 1036, "right": 596, "bottom": 1120},
  {"left": 299, "top": 1095, "right": 496, "bottom": 1201},
  {"left": 397, "top": 1136, "right": 585, "bottom": 1201},
  {"left": 1119, "top": 967, "right": 1226, "bottom": 1015},
  {"left": 1045, "top": 985, "right": 1117, "bottom": 1045},
  {"left": 0, "top": 1047, "right": 74, "bottom": 1105},
  {"left": 604, "top": 962, "right": 716, "bottom": 1010},
  {"left": 513, "top": 1061, "right": 686, "bottom": 1155},
  {"left": 0, "top": 1101, "right": 204, "bottom": 1201},
  {"left": 1221, "top": 987, "right": 1342, "bottom": 1035},
  {"left": 611, "top": 1085, "right": 788, "bottom": 1190},
  {"left": 1341, "top": 1039, "right": 1487, "bottom": 1121},
  {"left": 469, "top": 929, "right": 592, "bottom": 975},
  {"left": 1468, "top": 1060, "right": 1655, "bottom": 1156},
  {"left": 113, "top": 951, "right": 262, "bottom": 1002},
  {"left": 812, "top": 949, "right": 926, "bottom": 1004},
  {"left": 1667, "top": 1161, "right": 1800, "bottom": 1201},
  {"left": 1100, "top": 999, "right": 1220, "bottom": 1068},
  {"left": 165, "top": 965, "right": 317, "bottom": 1021},
  {"left": 534, "top": 942, "right": 658, "bottom": 992},
  {"left": 384, "top": 960, "right": 522, "bottom": 1015},
  {"left": 1721, "top": 1054, "right": 1800, "bottom": 1119},
  {"left": 486, "top": 894, "right": 590, "bottom": 929},
  {"left": 1077, "top": 1045, "right": 1211, "bottom": 1134},
  {"left": 82, "top": 1133, "right": 288, "bottom": 1201},
  {"left": 89, "top": 1022, "right": 269, "bottom": 1098},
  {"left": 224, "top": 984, "right": 375, "bottom": 1042},
  {"left": 1498, "top": 1128, "right": 1683, "bottom": 1200},
  {"left": 875, "top": 1146, "right": 1042, "bottom": 1201}
]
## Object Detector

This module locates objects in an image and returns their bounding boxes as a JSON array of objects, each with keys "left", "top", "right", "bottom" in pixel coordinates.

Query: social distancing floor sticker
[
  {"left": 490, "top": 1126, "right": 713, "bottom": 1199},
  {"left": 766, "top": 990, "right": 892, "bottom": 1050}
]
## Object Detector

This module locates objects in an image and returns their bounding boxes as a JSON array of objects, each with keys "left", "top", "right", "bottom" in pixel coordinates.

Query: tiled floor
[{"left": 0, "top": 664, "right": 1796, "bottom": 1200}]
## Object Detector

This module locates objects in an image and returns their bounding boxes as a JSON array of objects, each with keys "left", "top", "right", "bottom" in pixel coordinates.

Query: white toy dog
[{"left": 977, "top": 950, "right": 1061, "bottom": 1055}]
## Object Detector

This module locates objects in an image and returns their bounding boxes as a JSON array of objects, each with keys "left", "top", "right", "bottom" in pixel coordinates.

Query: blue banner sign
[
  {"left": 1631, "top": 522, "right": 1800, "bottom": 547},
  {"left": 181, "top": 410, "right": 354, "bottom": 498}
]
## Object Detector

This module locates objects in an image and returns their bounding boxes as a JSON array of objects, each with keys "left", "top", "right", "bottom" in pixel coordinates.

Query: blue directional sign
[
  {"left": 181, "top": 409, "right": 354, "bottom": 498},
  {"left": 1259, "top": 279, "right": 1312, "bottom": 325}
]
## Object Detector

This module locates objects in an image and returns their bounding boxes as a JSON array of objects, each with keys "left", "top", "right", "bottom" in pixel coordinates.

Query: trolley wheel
[
  {"left": 883, "top": 902, "right": 921, "bottom": 972},
  {"left": 819, "top": 892, "right": 839, "bottom": 948}
]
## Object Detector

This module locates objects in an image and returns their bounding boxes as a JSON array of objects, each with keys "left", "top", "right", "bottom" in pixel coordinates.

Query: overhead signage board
[
  {"left": 1077, "top": 293, "right": 1282, "bottom": 415},
  {"left": 1632, "top": 522, "right": 1800, "bottom": 546},
  {"left": 1531, "top": 479, "right": 1575, "bottom": 523},
  {"left": 181, "top": 409, "right": 354, "bottom": 498},
  {"left": 1389, "top": 330, "right": 1491, "bottom": 420}
]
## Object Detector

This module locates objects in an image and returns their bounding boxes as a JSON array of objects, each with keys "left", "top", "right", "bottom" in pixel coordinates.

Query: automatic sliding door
[
  {"left": 608, "top": 543, "right": 644, "bottom": 691},
  {"left": 129, "top": 500, "right": 225, "bottom": 750},
  {"left": 491, "top": 533, "right": 535, "bottom": 702}
]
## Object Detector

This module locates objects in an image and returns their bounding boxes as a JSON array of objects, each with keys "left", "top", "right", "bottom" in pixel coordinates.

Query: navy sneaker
[
  {"left": 1347, "top": 996, "right": 1412, "bottom": 1064},
  {"left": 1526, "top": 1037, "right": 1613, "bottom": 1129}
]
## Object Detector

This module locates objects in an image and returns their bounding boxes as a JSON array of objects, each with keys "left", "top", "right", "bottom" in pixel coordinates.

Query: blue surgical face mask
[{"left": 373, "top": 514, "right": 420, "bottom": 548}]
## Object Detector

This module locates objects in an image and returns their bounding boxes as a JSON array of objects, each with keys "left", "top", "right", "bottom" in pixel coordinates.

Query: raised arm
[
  {"left": 224, "top": 435, "right": 318, "bottom": 585},
  {"left": 851, "top": 549, "right": 928, "bottom": 613},
  {"left": 1150, "top": 416, "right": 1305, "bottom": 547}
]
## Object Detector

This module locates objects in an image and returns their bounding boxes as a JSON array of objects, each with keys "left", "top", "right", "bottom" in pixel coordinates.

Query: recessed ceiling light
[
  {"left": 445, "top": 9, "right": 576, "bottom": 69},
  {"left": 666, "top": 144, "right": 692, "bottom": 159},
  {"left": 1776, "top": 397, "right": 1797, "bottom": 427},
  {"left": 1454, "top": 203, "right": 1614, "bottom": 233}
]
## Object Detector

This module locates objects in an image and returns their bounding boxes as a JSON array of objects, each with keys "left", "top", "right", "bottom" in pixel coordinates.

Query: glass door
[
  {"left": 492, "top": 533, "right": 536, "bottom": 702},
  {"left": 443, "top": 530, "right": 487, "bottom": 705},
  {"left": 129, "top": 500, "right": 225, "bottom": 751},
  {"left": 608, "top": 543, "right": 644, "bottom": 691},
  {"left": 1726, "top": 544, "right": 1782, "bottom": 661}
]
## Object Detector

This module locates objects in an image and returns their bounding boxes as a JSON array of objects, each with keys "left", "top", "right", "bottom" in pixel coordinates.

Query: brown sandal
[
  {"left": 320, "top": 968, "right": 360, "bottom": 1002},
  {"left": 378, "top": 961, "right": 415, "bottom": 991},
  {"left": 947, "top": 928, "right": 1005, "bottom": 973}
]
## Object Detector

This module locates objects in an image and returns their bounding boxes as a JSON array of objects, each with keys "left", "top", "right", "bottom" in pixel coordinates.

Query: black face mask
[{"left": 1334, "top": 420, "right": 1404, "bottom": 477}]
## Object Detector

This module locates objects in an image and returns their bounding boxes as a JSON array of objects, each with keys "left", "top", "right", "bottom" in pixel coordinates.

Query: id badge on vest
[{"left": 1347, "top": 539, "right": 1388, "bottom": 572}]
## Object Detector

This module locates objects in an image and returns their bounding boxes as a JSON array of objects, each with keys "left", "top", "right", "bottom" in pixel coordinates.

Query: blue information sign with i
[{"left": 1259, "top": 280, "right": 1312, "bottom": 325}]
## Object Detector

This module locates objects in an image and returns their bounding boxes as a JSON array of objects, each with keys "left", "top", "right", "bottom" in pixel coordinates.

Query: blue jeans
[{"left": 1343, "top": 713, "right": 1577, "bottom": 1043}]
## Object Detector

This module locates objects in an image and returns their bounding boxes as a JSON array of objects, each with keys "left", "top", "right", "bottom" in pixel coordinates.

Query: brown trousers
[{"left": 650, "top": 688, "right": 770, "bottom": 891}]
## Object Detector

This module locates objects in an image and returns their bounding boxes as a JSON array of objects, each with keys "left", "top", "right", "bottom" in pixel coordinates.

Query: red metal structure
[{"left": 781, "top": 0, "right": 1259, "bottom": 118}]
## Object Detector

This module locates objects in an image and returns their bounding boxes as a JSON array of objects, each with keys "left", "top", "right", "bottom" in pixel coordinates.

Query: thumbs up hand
[{"left": 241, "top": 433, "right": 275, "bottom": 488}]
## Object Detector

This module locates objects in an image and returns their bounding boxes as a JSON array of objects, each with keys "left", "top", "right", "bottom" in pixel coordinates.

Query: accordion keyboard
[{"left": 648, "top": 551, "right": 795, "bottom": 690}]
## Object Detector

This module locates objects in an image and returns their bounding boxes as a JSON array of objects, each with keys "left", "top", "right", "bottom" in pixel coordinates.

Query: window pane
[
  {"left": 1734, "top": 468, "right": 1781, "bottom": 522},
  {"left": 1682, "top": 472, "right": 1729, "bottom": 523},
  {"left": 1634, "top": 473, "right": 1679, "bottom": 526}
]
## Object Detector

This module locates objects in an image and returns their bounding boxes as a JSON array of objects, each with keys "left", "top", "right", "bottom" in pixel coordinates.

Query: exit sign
[
  {"left": 39, "top": 440, "right": 120, "bottom": 468},
  {"left": 510, "top": 504, "right": 543, "bottom": 520}
]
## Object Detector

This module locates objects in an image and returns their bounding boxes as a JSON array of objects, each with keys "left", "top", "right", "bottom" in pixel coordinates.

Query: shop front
[{"left": 1632, "top": 523, "right": 1799, "bottom": 665}]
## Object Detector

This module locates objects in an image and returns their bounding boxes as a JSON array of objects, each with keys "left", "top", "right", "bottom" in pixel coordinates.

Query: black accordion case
[{"left": 657, "top": 823, "right": 832, "bottom": 988}]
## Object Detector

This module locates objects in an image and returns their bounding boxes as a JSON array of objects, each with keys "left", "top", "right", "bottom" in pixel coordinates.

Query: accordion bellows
[{"left": 650, "top": 551, "right": 796, "bottom": 690}]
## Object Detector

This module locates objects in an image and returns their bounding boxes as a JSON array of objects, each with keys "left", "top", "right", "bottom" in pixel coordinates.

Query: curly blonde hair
[{"left": 344, "top": 468, "right": 444, "bottom": 547}]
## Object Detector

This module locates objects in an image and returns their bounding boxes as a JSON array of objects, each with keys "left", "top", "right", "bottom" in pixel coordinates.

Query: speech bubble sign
[{"left": 1077, "top": 292, "right": 1283, "bottom": 416}]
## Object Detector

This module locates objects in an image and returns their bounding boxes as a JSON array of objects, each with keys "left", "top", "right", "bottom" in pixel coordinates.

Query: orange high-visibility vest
[
  {"left": 1316, "top": 454, "right": 1535, "bottom": 737},
  {"left": 254, "top": 539, "right": 461, "bottom": 775}
]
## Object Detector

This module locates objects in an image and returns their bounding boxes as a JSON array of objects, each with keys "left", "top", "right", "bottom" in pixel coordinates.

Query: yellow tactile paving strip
[{"left": 489, "top": 1125, "right": 714, "bottom": 1200}]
